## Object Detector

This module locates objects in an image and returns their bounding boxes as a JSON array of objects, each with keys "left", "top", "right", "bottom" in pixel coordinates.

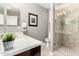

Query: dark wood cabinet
[{"left": 15, "top": 46, "right": 41, "bottom": 56}]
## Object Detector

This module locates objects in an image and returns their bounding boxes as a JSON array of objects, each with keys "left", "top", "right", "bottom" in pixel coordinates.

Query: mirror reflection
[
  {"left": 0, "top": 7, "right": 4, "bottom": 25},
  {"left": 0, "top": 4, "right": 20, "bottom": 26},
  {"left": 7, "top": 7, "right": 20, "bottom": 26}
]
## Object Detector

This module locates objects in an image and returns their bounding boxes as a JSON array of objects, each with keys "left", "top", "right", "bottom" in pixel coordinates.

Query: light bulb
[
  {"left": 56, "top": 13, "right": 60, "bottom": 16},
  {"left": 60, "top": 12, "right": 63, "bottom": 15},
  {"left": 63, "top": 11, "right": 66, "bottom": 15},
  {"left": 22, "top": 22, "right": 26, "bottom": 27}
]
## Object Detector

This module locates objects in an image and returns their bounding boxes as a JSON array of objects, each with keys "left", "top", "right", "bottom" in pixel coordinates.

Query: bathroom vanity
[
  {"left": 0, "top": 4, "right": 42, "bottom": 56},
  {"left": 0, "top": 35, "right": 42, "bottom": 56}
]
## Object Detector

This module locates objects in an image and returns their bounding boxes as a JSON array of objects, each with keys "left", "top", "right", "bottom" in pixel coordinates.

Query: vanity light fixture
[
  {"left": 62, "top": 11, "right": 66, "bottom": 15},
  {"left": 60, "top": 12, "right": 64, "bottom": 16},
  {"left": 22, "top": 21, "right": 26, "bottom": 31},
  {"left": 56, "top": 11, "right": 66, "bottom": 16},
  {"left": 56, "top": 13, "right": 60, "bottom": 16}
]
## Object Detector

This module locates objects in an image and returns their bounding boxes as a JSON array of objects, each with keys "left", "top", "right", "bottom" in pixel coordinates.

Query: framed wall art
[{"left": 28, "top": 13, "right": 38, "bottom": 27}]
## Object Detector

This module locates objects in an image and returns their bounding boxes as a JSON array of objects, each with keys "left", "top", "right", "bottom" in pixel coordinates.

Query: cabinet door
[{"left": 15, "top": 46, "right": 41, "bottom": 56}]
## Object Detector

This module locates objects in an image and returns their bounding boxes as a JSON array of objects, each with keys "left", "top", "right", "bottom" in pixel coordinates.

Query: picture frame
[{"left": 28, "top": 13, "right": 38, "bottom": 27}]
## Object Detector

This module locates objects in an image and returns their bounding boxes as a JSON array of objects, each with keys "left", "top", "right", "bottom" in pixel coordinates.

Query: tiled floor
[
  {"left": 53, "top": 47, "right": 79, "bottom": 56},
  {"left": 41, "top": 43, "right": 53, "bottom": 56},
  {"left": 41, "top": 43, "right": 79, "bottom": 56}
]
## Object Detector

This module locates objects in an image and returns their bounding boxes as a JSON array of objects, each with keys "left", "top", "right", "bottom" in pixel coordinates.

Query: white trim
[{"left": 48, "top": 4, "right": 53, "bottom": 51}]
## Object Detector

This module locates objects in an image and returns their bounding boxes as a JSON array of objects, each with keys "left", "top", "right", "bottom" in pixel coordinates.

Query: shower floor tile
[{"left": 53, "top": 47, "right": 79, "bottom": 56}]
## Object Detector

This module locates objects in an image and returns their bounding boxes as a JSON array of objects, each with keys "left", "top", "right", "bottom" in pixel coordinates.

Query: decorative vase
[{"left": 3, "top": 41, "right": 14, "bottom": 51}]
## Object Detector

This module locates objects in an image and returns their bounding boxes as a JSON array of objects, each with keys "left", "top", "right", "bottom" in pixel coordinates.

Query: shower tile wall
[
  {"left": 53, "top": 12, "right": 63, "bottom": 50},
  {"left": 63, "top": 33, "right": 79, "bottom": 50},
  {"left": 62, "top": 8, "right": 79, "bottom": 50},
  {"left": 53, "top": 32, "right": 63, "bottom": 50},
  {"left": 54, "top": 4, "right": 79, "bottom": 51}
]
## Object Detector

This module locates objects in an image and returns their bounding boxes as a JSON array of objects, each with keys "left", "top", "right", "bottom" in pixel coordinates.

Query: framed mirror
[
  {"left": 0, "top": 5, "right": 20, "bottom": 26},
  {"left": 0, "top": 7, "right": 4, "bottom": 25},
  {"left": 0, "top": 4, "right": 21, "bottom": 33},
  {"left": 7, "top": 8, "right": 20, "bottom": 26}
]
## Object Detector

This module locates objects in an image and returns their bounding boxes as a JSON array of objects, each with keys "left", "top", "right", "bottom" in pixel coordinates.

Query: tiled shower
[{"left": 53, "top": 4, "right": 79, "bottom": 55}]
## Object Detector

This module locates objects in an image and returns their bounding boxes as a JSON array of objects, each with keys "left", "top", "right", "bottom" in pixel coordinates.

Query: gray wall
[{"left": 0, "top": 3, "right": 49, "bottom": 42}]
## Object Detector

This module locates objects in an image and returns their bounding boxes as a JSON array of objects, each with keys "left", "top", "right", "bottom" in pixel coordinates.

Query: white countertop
[{"left": 0, "top": 34, "right": 42, "bottom": 56}]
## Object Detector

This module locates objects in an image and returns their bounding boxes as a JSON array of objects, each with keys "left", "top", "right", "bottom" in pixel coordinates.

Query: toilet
[{"left": 45, "top": 38, "right": 50, "bottom": 48}]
